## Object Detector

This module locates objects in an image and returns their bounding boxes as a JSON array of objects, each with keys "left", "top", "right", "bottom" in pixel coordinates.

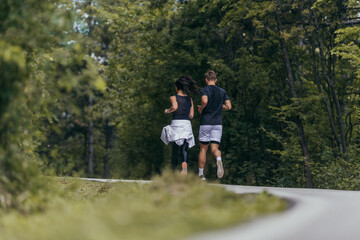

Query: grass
[{"left": 0, "top": 171, "right": 286, "bottom": 240}]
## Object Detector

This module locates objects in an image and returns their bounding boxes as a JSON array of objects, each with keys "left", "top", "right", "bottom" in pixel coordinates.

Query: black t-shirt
[
  {"left": 200, "top": 85, "right": 229, "bottom": 125},
  {"left": 172, "top": 95, "right": 191, "bottom": 120}
]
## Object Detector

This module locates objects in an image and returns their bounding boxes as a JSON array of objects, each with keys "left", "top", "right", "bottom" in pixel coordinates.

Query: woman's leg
[
  {"left": 171, "top": 142, "right": 179, "bottom": 171},
  {"left": 180, "top": 140, "right": 189, "bottom": 175},
  {"left": 180, "top": 140, "right": 189, "bottom": 163}
]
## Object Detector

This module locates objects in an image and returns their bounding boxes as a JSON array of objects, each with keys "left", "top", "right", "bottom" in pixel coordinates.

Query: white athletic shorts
[{"left": 199, "top": 125, "right": 222, "bottom": 144}]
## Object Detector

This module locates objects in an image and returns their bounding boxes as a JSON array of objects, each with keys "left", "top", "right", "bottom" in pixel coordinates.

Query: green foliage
[
  {"left": 2, "top": 0, "right": 360, "bottom": 212},
  {"left": 31, "top": 0, "right": 360, "bottom": 190},
  {"left": 333, "top": 26, "right": 360, "bottom": 79},
  {"left": 312, "top": 145, "right": 360, "bottom": 190},
  {"left": 0, "top": 0, "right": 75, "bottom": 212},
  {"left": 0, "top": 173, "right": 286, "bottom": 240}
]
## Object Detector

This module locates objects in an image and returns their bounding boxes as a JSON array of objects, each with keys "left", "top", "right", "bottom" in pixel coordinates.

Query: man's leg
[
  {"left": 210, "top": 125, "right": 224, "bottom": 178},
  {"left": 198, "top": 143, "right": 209, "bottom": 177},
  {"left": 211, "top": 143, "right": 224, "bottom": 178},
  {"left": 210, "top": 142, "right": 221, "bottom": 159},
  {"left": 199, "top": 125, "right": 211, "bottom": 178}
]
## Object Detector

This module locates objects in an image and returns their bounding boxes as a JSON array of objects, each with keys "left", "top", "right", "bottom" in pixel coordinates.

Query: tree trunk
[
  {"left": 247, "top": 129, "right": 257, "bottom": 185},
  {"left": 310, "top": 43, "right": 342, "bottom": 155},
  {"left": 83, "top": 132, "right": 87, "bottom": 169},
  {"left": 259, "top": 129, "right": 271, "bottom": 163},
  {"left": 315, "top": 27, "right": 347, "bottom": 155},
  {"left": 103, "top": 119, "right": 113, "bottom": 178},
  {"left": 88, "top": 96, "right": 94, "bottom": 176},
  {"left": 276, "top": 12, "right": 313, "bottom": 188}
]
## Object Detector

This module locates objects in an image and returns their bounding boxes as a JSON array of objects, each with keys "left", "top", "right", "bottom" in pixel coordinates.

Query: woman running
[{"left": 161, "top": 75, "right": 199, "bottom": 174}]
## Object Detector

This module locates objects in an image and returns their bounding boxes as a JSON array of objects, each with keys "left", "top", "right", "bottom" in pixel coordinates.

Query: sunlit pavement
[
  {"left": 82, "top": 178, "right": 360, "bottom": 240},
  {"left": 80, "top": 178, "right": 151, "bottom": 184},
  {"left": 189, "top": 185, "right": 360, "bottom": 240}
]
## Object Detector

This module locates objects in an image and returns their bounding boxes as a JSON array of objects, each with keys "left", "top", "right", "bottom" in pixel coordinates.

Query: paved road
[
  {"left": 82, "top": 178, "right": 360, "bottom": 240},
  {"left": 189, "top": 185, "right": 360, "bottom": 240}
]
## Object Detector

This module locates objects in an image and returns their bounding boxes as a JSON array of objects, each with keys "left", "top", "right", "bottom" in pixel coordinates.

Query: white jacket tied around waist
[{"left": 161, "top": 120, "right": 195, "bottom": 148}]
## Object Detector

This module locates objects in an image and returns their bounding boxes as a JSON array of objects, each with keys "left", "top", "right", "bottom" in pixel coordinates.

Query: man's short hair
[{"left": 205, "top": 70, "right": 217, "bottom": 81}]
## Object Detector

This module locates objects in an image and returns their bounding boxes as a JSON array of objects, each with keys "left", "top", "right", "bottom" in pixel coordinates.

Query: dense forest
[{"left": 2, "top": 0, "right": 360, "bottom": 209}]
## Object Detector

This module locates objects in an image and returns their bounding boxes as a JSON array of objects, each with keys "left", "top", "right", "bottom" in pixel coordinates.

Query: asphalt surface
[
  {"left": 82, "top": 178, "right": 360, "bottom": 240},
  {"left": 188, "top": 185, "right": 360, "bottom": 240}
]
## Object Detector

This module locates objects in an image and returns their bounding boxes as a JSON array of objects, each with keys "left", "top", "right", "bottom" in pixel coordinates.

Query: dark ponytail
[{"left": 175, "top": 75, "right": 199, "bottom": 96}]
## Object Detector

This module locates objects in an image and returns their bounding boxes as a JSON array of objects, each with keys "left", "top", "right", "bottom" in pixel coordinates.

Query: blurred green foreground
[{"left": 0, "top": 172, "right": 286, "bottom": 240}]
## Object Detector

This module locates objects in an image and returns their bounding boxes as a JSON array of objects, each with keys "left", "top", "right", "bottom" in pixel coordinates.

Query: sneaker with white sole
[
  {"left": 217, "top": 160, "right": 224, "bottom": 178},
  {"left": 199, "top": 175, "right": 206, "bottom": 181},
  {"left": 181, "top": 162, "right": 187, "bottom": 175}
]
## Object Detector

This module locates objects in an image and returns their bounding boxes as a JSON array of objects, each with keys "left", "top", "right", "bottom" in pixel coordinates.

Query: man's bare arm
[
  {"left": 198, "top": 95, "right": 208, "bottom": 114},
  {"left": 189, "top": 98, "right": 194, "bottom": 119},
  {"left": 222, "top": 100, "right": 231, "bottom": 111}
]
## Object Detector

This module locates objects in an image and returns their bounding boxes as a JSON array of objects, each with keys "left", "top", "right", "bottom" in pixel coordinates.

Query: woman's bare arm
[{"left": 164, "top": 96, "right": 178, "bottom": 114}]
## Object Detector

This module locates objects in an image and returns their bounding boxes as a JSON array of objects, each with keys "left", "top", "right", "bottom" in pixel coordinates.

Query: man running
[{"left": 197, "top": 70, "right": 231, "bottom": 180}]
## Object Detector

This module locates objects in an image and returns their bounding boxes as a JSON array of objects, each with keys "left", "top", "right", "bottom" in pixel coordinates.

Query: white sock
[
  {"left": 216, "top": 157, "right": 222, "bottom": 162},
  {"left": 199, "top": 168, "right": 204, "bottom": 176}
]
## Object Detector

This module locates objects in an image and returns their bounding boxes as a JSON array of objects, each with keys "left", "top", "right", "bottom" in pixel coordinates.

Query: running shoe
[
  {"left": 217, "top": 160, "right": 224, "bottom": 178},
  {"left": 199, "top": 175, "right": 206, "bottom": 181},
  {"left": 181, "top": 162, "right": 187, "bottom": 175}
]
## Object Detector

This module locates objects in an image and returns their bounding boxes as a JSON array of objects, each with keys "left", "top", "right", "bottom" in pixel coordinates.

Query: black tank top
[{"left": 172, "top": 95, "right": 191, "bottom": 120}]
